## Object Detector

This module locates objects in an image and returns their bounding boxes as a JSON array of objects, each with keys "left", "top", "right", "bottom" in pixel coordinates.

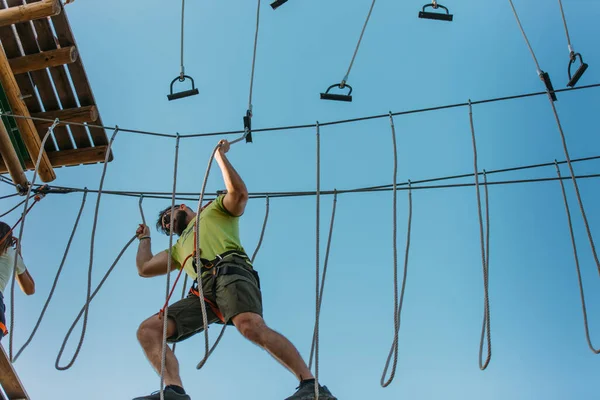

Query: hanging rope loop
[
  {"left": 468, "top": 100, "right": 493, "bottom": 371},
  {"left": 12, "top": 189, "right": 89, "bottom": 362},
  {"left": 554, "top": 161, "right": 600, "bottom": 354},
  {"left": 54, "top": 125, "right": 119, "bottom": 370}
]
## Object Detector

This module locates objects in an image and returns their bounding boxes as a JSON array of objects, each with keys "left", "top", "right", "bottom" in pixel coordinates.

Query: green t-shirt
[{"left": 167, "top": 195, "right": 246, "bottom": 280}]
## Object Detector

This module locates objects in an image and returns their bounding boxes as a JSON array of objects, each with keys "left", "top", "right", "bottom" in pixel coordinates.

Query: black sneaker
[
  {"left": 132, "top": 388, "right": 191, "bottom": 400},
  {"left": 285, "top": 379, "right": 337, "bottom": 400}
]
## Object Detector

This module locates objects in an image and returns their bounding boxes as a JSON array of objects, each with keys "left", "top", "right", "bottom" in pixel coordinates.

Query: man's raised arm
[
  {"left": 136, "top": 224, "right": 175, "bottom": 277},
  {"left": 215, "top": 139, "right": 248, "bottom": 217}
]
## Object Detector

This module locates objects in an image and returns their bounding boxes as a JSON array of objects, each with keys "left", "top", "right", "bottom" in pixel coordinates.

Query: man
[
  {"left": 133, "top": 139, "right": 337, "bottom": 400},
  {"left": 0, "top": 221, "right": 35, "bottom": 341}
]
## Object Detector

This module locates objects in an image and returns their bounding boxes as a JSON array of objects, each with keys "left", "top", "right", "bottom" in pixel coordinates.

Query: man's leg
[
  {"left": 136, "top": 314, "right": 182, "bottom": 387},
  {"left": 232, "top": 312, "right": 313, "bottom": 380}
]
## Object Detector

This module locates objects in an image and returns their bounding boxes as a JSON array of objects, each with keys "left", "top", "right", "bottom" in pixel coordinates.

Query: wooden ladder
[{"left": 0, "top": 346, "right": 29, "bottom": 400}]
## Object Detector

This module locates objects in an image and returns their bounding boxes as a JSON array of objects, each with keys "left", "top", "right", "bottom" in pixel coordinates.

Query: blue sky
[{"left": 0, "top": 0, "right": 599, "bottom": 399}]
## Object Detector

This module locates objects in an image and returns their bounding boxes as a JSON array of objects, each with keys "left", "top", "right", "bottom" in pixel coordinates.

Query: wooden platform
[
  {"left": 0, "top": 0, "right": 112, "bottom": 184},
  {"left": 0, "top": 345, "right": 28, "bottom": 400}
]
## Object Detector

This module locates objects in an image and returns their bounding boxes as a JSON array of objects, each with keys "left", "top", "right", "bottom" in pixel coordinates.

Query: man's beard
[{"left": 173, "top": 210, "right": 189, "bottom": 236}]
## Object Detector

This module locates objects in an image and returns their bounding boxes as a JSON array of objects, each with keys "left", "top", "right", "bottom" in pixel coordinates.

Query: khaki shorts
[{"left": 165, "top": 255, "right": 262, "bottom": 343}]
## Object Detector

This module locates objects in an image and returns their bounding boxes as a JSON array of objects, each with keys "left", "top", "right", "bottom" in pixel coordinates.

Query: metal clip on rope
[
  {"left": 567, "top": 52, "right": 588, "bottom": 88},
  {"left": 243, "top": 109, "right": 253, "bottom": 143},
  {"left": 539, "top": 71, "right": 557, "bottom": 102},
  {"left": 270, "top": 0, "right": 288, "bottom": 9},
  {"left": 419, "top": 2, "right": 453, "bottom": 21}
]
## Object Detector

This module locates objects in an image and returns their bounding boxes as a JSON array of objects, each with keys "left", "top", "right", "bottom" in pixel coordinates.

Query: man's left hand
[{"left": 217, "top": 139, "right": 230, "bottom": 155}]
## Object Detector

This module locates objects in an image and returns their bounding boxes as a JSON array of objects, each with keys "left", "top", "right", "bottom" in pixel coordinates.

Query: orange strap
[
  {"left": 0, "top": 322, "right": 8, "bottom": 336},
  {"left": 189, "top": 288, "right": 225, "bottom": 323}
]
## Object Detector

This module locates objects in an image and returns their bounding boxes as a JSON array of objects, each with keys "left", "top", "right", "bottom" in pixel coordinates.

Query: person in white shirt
[{"left": 0, "top": 221, "right": 35, "bottom": 340}]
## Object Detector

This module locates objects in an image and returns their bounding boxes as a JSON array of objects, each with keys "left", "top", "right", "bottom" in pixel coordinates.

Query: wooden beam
[
  {"left": 8, "top": 46, "right": 77, "bottom": 75},
  {"left": 0, "top": 0, "right": 60, "bottom": 28},
  {"left": 6, "top": 0, "right": 71, "bottom": 151},
  {"left": 51, "top": 5, "right": 109, "bottom": 147},
  {"left": 0, "top": 145, "right": 112, "bottom": 172},
  {"left": 30, "top": 14, "right": 90, "bottom": 148},
  {"left": 0, "top": 119, "right": 27, "bottom": 188},
  {"left": 0, "top": 4, "right": 52, "bottom": 152},
  {"left": 0, "top": 346, "right": 29, "bottom": 400},
  {"left": 0, "top": 45, "right": 55, "bottom": 182},
  {"left": 32, "top": 105, "right": 97, "bottom": 129}
]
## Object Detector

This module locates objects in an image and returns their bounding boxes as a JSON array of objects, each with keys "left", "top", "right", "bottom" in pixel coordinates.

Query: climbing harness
[
  {"left": 8, "top": 119, "right": 59, "bottom": 360},
  {"left": 321, "top": 0, "right": 376, "bottom": 102},
  {"left": 380, "top": 113, "right": 413, "bottom": 387},
  {"left": 468, "top": 101, "right": 492, "bottom": 370},
  {"left": 270, "top": 0, "right": 288, "bottom": 10},
  {"left": 243, "top": 0, "right": 262, "bottom": 143},
  {"left": 12, "top": 189, "right": 88, "bottom": 362},
  {"left": 554, "top": 161, "right": 599, "bottom": 354},
  {"left": 557, "top": 0, "right": 588, "bottom": 87},
  {"left": 55, "top": 126, "right": 120, "bottom": 370},
  {"left": 419, "top": 1, "right": 453, "bottom": 22},
  {"left": 508, "top": 0, "right": 557, "bottom": 101},
  {"left": 167, "top": 0, "right": 199, "bottom": 101}
]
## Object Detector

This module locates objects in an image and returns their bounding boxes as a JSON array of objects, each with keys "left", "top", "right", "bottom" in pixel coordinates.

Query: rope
[
  {"left": 180, "top": 0, "right": 186, "bottom": 78},
  {"left": 159, "top": 134, "right": 180, "bottom": 400},
  {"left": 381, "top": 112, "right": 398, "bottom": 386},
  {"left": 55, "top": 126, "right": 119, "bottom": 370},
  {"left": 9, "top": 118, "right": 59, "bottom": 361},
  {"left": 12, "top": 189, "right": 88, "bottom": 362},
  {"left": 557, "top": 0, "right": 573, "bottom": 54},
  {"left": 314, "top": 121, "right": 320, "bottom": 400},
  {"left": 343, "top": 0, "right": 377, "bottom": 84},
  {"left": 0, "top": 193, "right": 18, "bottom": 200},
  {"left": 507, "top": 0, "right": 542, "bottom": 75},
  {"left": 139, "top": 195, "right": 147, "bottom": 227},
  {"left": 380, "top": 113, "right": 413, "bottom": 386},
  {"left": 55, "top": 235, "right": 137, "bottom": 369},
  {"left": 0, "top": 196, "right": 29, "bottom": 218},
  {"left": 554, "top": 161, "right": 599, "bottom": 353},
  {"left": 192, "top": 145, "right": 217, "bottom": 370},
  {"left": 248, "top": 0, "right": 261, "bottom": 113},
  {"left": 478, "top": 171, "right": 492, "bottom": 369},
  {"left": 511, "top": 0, "right": 600, "bottom": 339},
  {"left": 1, "top": 84, "right": 600, "bottom": 139},
  {"left": 547, "top": 98, "right": 600, "bottom": 316},
  {"left": 171, "top": 274, "right": 188, "bottom": 354},
  {"left": 193, "top": 141, "right": 234, "bottom": 370},
  {"left": 468, "top": 101, "right": 492, "bottom": 370},
  {"left": 251, "top": 196, "right": 269, "bottom": 263},
  {"left": 309, "top": 190, "right": 337, "bottom": 369},
  {"left": 381, "top": 182, "right": 412, "bottom": 387},
  {"left": 9, "top": 158, "right": 600, "bottom": 203}
]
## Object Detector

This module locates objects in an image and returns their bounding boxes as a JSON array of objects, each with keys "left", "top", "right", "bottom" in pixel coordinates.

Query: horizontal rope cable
[
  {"left": 0, "top": 84, "right": 597, "bottom": 139},
  {"left": 11, "top": 155, "right": 600, "bottom": 201},
  {"left": 4, "top": 174, "right": 600, "bottom": 205}
]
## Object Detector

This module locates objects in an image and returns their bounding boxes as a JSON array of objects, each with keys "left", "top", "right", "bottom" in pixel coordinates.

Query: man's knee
[
  {"left": 233, "top": 312, "right": 267, "bottom": 345},
  {"left": 137, "top": 315, "right": 176, "bottom": 344}
]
